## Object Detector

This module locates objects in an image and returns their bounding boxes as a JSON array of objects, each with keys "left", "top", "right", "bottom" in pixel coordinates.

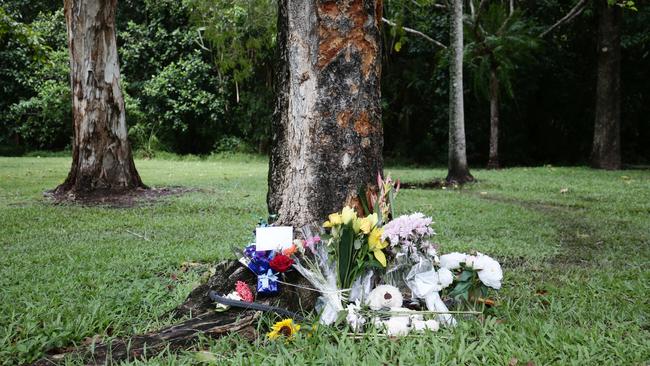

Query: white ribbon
[
  {"left": 258, "top": 269, "right": 278, "bottom": 289},
  {"left": 407, "top": 267, "right": 457, "bottom": 327}
]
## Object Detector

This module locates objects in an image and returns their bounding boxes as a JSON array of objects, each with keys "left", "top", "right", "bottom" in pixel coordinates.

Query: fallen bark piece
[
  {"left": 33, "top": 311, "right": 258, "bottom": 365},
  {"left": 32, "top": 260, "right": 318, "bottom": 365}
]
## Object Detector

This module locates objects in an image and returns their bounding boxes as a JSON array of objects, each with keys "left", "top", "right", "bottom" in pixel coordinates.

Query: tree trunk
[
  {"left": 591, "top": 0, "right": 622, "bottom": 170},
  {"left": 56, "top": 0, "right": 144, "bottom": 194},
  {"left": 446, "top": 0, "right": 474, "bottom": 183},
  {"left": 268, "top": 0, "right": 384, "bottom": 226},
  {"left": 487, "top": 67, "right": 500, "bottom": 169}
]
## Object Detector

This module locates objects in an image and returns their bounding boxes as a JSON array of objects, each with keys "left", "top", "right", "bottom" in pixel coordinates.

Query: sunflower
[{"left": 267, "top": 318, "right": 300, "bottom": 340}]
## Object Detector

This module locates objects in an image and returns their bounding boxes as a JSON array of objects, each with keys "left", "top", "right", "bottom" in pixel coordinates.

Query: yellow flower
[
  {"left": 323, "top": 212, "right": 343, "bottom": 228},
  {"left": 356, "top": 213, "right": 379, "bottom": 235},
  {"left": 368, "top": 227, "right": 388, "bottom": 267},
  {"left": 267, "top": 318, "right": 300, "bottom": 340},
  {"left": 353, "top": 217, "right": 362, "bottom": 234},
  {"left": 341, "top": 206, "right": 357, "bottom": 225}
]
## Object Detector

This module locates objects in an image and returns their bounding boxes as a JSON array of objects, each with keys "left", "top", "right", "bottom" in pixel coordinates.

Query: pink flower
[
  {"left": 235, "top": 281, "right": 254, "bottom": 302},
  {"left": 305, "top": 236, "right": 321, "bottom": 247}
]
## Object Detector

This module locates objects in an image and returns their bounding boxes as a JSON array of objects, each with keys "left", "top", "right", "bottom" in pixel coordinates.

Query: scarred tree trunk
[
  {"left": 268, "top": 0, "right": 384, "bottom": 226},
  {"left": 591, "top": 0, "right": 622, "bottom": 170},
  {"left": 56, "top": 0, "right": 144, "bottom": 194},
  {"left": 446, "top": 0, "right": 474, "bottom": 183},
  {"left": 487, "top": 67, "right": 500, "bottom": 169}
]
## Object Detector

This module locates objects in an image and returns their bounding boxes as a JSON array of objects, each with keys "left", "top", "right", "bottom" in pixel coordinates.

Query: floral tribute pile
[{"left": 216, "top": 175, "right": 503, "bottom": 339}]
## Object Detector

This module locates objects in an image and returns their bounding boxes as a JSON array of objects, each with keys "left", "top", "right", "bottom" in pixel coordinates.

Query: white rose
[
  {"left": 464, "top": 255, "right": 477, "bottom": 268},
  {"left": 439, "top": 252, "right": 468, "bottom": 269},
  {"left": 469, "top": 252, "right": 486, "bottom": 269},
  {"left": 473, "top": 253, "right": 503, "bottom": 289}
]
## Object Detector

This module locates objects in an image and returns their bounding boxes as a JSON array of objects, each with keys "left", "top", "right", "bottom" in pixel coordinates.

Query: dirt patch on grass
[
  {"left": 401, "top": 179, "right": 453, "bottom": 189},
  {"left": 498, "top": 255, "right": 530, "bottom": 269},
  {"left": 45, "top": 186, "right": 200, "bottom": 208},
  {"left": 401, "top": 178, "right": 480, "bottom": 190},
  {"left": 475, "top": 193, "right": 601, "bottom": 267}
]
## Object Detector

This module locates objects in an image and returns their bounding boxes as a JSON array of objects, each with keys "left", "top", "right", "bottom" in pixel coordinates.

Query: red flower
[
  {"left": 235, "top": 281, "right": 253, "bottom": 302},
  {"left": 269, "top": 254, "right": 294, "bottom": 273}
]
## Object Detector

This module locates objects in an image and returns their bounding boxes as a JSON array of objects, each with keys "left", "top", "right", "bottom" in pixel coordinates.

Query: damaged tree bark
[
  {"left": 55, "top": 0, "right": 144, "bottom": 195},
  {"left": 268, "top": 0, "right": 384, "bottom": 226}
]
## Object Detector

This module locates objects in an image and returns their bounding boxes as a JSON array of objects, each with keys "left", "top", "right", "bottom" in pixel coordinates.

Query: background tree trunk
[
  {"left": 56, "top": 0, "right": 144, "bottom": 194},
  {"left": 591, "top": 0, "right": 622, "bottom": 170},
  {"left": 446, "top": 0, "right": 474, "bottom": 183},
  {"left": 268, "top": 0, "right": 384, "bottom": 226},
  {"left": 487, "top": 67, "right": 500, "bottom": 169}
]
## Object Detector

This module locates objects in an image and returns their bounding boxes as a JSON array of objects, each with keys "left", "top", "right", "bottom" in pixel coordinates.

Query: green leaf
[
  {"left": 481, "top": 284, "right": 489, "bottom": 297},
  {"left": 458, "top": 270, "right": 474, "bottom": 282},
  {"left": 338, "top": 224, "right": 356, "bottom": 288},
  {"left": 394, "top": 41, "right": 402, "bottom": 52},
  {"left": 388, "top": 188, "right": 396, "bottom": 219},
  {"left": 448, "top": 280, "right": 472, "bottom": 298},
  {"left": 461, "top": 291, "right": 469, "bottom": 301}
]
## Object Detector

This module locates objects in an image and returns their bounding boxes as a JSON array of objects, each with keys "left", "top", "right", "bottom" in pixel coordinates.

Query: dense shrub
[
  {"left": 140, "top": 53, "right": 228, "bottom": 154},
  {"left": 0, "top": 0, "right": 648, "bottom": 165}
]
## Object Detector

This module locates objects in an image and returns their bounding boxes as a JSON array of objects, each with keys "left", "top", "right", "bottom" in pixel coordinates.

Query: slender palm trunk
[
  {"left": 487, "top": 68, "right": 500, "bottom": 169},
  {"left": 446, "top": 0, "right": 473, "bottom": 183},
  {"left": 268, "top": 0, "right": 383, "bottom": 226},
  {"left": 591, "top": 0, "right": 622, "bottom": 170},
  {"left": 56, "top": 0, "right": 144, "bottom": 194}
]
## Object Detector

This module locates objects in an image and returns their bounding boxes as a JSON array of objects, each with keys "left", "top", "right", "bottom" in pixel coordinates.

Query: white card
[{"left": 255, "top": 226, "right": 293, "bottom": 251}]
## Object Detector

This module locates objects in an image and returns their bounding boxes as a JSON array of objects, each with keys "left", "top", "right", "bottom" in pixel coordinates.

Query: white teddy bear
[{"left": 365, "top": 285, "right": 440, "bottom": 336}]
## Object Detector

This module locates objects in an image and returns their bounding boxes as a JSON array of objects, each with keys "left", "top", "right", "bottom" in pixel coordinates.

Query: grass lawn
[{"left": 1, "top": 156, "right": 649, "bottom": 365}]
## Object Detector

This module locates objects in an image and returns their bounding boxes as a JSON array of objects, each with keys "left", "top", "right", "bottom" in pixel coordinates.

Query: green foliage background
[{"left": 0, "top": 0, "right": 648, "bottom": 164}]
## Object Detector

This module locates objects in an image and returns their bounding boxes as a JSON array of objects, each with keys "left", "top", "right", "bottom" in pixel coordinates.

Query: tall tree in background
[
  {"left": 446, "top": 0, "right": 473, "bottom": 183},
  {"left": 465, "top": 1, "right": 538, "bottom": 169},
  {"left": 56, "top": 0, "right": 144, "bottom": 194},
  {"left": 591, "top": 0, "right": 622, "bottom": 169},
  {"left": 268, "top": 0, "right": 384, "bottom": 226}
]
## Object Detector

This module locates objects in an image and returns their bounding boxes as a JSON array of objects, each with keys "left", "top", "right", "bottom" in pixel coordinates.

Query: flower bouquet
[
  {"left": 297, "top": 175, "right": 505, "bottom": 336},
  {"left": 215, "top": 175, "right": 504, "bottom": 340}
]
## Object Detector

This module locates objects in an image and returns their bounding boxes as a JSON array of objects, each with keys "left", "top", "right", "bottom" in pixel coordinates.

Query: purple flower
[{"left": 381, "top": 213, "right": 436, "bottom": 257}]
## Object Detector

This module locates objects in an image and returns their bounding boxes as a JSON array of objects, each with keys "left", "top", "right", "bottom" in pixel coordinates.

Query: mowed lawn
[{"left": 1, "top": 156, "right": 649, "bottom": 365}]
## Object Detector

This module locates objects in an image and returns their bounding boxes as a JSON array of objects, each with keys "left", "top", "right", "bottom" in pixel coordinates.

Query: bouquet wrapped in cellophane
[{"left": 219, "top": 174, "right": 505, "bottom": 339}]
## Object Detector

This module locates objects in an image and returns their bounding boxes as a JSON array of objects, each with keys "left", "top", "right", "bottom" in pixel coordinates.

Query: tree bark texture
[
  {"left": 487, "top": 68, "right": 500, "bottom": 169},
  {"left": 56, "top": 0, "right": 144, "bottom": 194},
  {"left": 591, "top": 0, "right": 622, "bottom": 170},
  {"left": 446, "top": 0, "right": 474, "bottom": 183},
  {"left": 268, "top": 0, "right": 384, "bottom": 226}
]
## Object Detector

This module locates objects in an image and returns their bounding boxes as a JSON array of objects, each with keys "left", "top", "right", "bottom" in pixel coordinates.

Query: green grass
[{"left": 1, "top": 157, "right": 649, "bottom": 365}]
